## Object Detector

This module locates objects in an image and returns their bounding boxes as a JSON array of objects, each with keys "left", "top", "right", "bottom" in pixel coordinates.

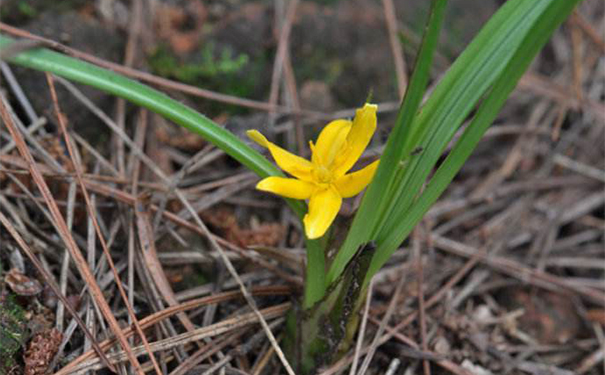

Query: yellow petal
[
  {"left": 247, "top": 130, "right": 313, "bottom": 181},
  {"left": 256, "top": 177, "right": 315, "bottom": 200},
  {"left": 312, "top": 119, "right": 352, "bottom": 168},
  {"left": 303, "top": 187, "right": 342, "bottom": 239},
  {"left": 333, "top": 103, "right": 377, "bottom": 177},
  {"left": 334, "top": 160, "right": 379, "bottom": 198}
]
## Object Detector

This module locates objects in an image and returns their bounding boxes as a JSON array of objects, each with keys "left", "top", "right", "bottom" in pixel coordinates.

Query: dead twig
[
  {"left": 46, "top": 72, "right": 161, "bottom": 374},
  {"left": 0, "top": 211, "right": 116, "bottom": 373},
  {"left": 0, "top": 95, "right": 141, "bottom": 373},
  {"left": 54, "top": 286, "right": 290, "bottom": 375},
  {"left": 382, "top": 0, "right": 407, "bottom": 98}
]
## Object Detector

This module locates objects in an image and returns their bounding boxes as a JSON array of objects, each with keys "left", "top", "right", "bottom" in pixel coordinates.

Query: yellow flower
[{"left": 247, "top": 103, "right": 379, "bottom": 239}]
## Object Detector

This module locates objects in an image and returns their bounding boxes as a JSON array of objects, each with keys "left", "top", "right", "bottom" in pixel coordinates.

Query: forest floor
[{"left": 0, "top": 0, "right": 604, "bottom": 374}]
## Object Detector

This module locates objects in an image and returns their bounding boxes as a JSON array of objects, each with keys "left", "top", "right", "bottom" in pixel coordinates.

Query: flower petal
[
  {"left": 333, "top": 103, "right": 377, "bottom": 177},
  {"left": 312, "top": 119, "right": 352, "bottom": 168},
  {"left": 303, "top": 187, "right": 342, "bottom": 239},
  {"left": 334, "top": 160, "right": 379, "bottom": 198},
  {"left": 256, "top": 177, "right": 315, "bottom": 200},
  {"left": 247, "top": 130, "right": 313, "bottom": 180}
]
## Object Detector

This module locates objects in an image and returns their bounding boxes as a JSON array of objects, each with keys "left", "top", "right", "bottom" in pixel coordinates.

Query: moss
[
  {"left": 0, "top": 1, "right": 37, "bottom": 23},
  {"left": 149, "top": 43, "right": 249, "bottom": 82},
  {"left": 148, "top": 42, "right": 263, "bottom": 114},
  {"left": 0, "top": 295, "right": 26, "bottom": 374},
  {"left": 0, "top": 0, "right": 87, "bottom": 24},
  {"left": 17, "top": 1, "right": 38, "bottom": 18}
]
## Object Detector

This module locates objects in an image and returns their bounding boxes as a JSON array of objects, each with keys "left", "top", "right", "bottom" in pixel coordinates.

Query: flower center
[{"left": 314, "top": 166, "right": 332, "bottom": 184}]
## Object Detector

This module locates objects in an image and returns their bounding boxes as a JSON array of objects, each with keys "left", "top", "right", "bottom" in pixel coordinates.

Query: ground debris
[{"left": 23, "top": 328, "right": 62, "bottom": 375}]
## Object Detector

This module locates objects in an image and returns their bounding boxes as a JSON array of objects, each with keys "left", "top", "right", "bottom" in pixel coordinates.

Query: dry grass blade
[
  {"left": 172, "top": 190, "right": 297, "bottom": 375},
  {"left": 113, "top": 0, "right": 144, "bottom": 175},
  {"left": 1, "top": 2, "right": 601, "bottom": 373},
  {"left": 0, "top": 38, "right": 43, "bottom": 59},
  {"left": 0, "top": 22, "right": 402, "bottom": 121},
  {"left": 383, "top": 0, "right": 408, "bottom": 98},
  {"left": 135, "top": 196, "right": 199, "bottom": 334},
  {"left": 570, "top": 11, "right": 605, "bottom": 51},
  {"left": 55, "top": 286, "right": 290, "bottom": 375},
  {"left": 56, "top": 181, "right": 77, "bottom": 334},
  {"left": 414, "top": 229, "right": 431, "bottom": 375},
  {"left": 321, "top": 256, "right": 480, "bottom": 375},
  {"left": 0, "top": 211, "right": 116, "bottom": 372},
  {"left": 356, "top": 268, "right": 407, "bottom": 375},
  {"left": 432, "top": 235, "right": 605, "bottom": 305},
  {"left": 0, "top": 116, "right": 46, "bottom": 154},
  {"left": 168, "top": 329, "right": 251, "bottom": 375},
  {"left": 46, "top": 75, "right": 298, "bottom": 367},
  {"left": 518, "top": 73, "right": 605, "bottom": 122},
  {"left": 553, "top": 153, "right": 605, "bottom": 182},
  {"left": 66, "top": 303, "right": 290, "bottom": 374},
  {"left": 45, "top": 73, "right": 162, "bottom": 375},
  {"left": 268, "top": 0, "right": 299, "bottom": 111},
  {"left": 348, "top": 279, "right": 374, "bottom": 375},
  {"left": 0, "top": 94, "right": 145, "bottom": 374},
  {"left": 197, "top": 319, "right": 285, "bottom": 375},
  {"left": 0, "top": 61, "right": 38, "bottom": 123}
]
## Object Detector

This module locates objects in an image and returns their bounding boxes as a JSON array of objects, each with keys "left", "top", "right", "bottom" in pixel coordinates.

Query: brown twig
[
  {"left": 432, "top": 234, "right": 605, "bottom": 305},
  {"left": 0, "top": 94, "right": 143, "bottom": 373},
  {"left": 414, "top": 228, "right": 431, "bottom": 375},
  {"left": 46, "top": 72, "right": 162, "bottom": 375},
  {"left": 0, "top": 211, "right": 117, "bottom": 372},
  {"left": 65, "top": 304, "right": 290, "bottom": 374},
  {"left": 54, "top": 286, "right": 290, "bottom": 375},
  {"left": 382, "top": 0, "right": 407, "bottom": 99}
]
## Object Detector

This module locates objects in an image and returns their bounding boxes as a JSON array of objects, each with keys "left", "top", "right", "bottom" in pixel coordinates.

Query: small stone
[
  {"left": 432, "top": 336, "right": 450, "bottom": 355},
  {"left": 461, "top": 360, "right": 494, "bottom": 375},
  {"left": 473, "top": 305, "right": 494, "bottom": 325}
]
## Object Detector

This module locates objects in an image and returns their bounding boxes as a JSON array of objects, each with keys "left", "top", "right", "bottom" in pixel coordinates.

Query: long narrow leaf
[
  {"left": 376, "top": 0, "right": 552, "bottom": 243},
  {"left": 0, "top": 35, "right": 307, "bottom": 218},
  {"left": 328, "top": 0, "right": 579, "bottom": 285},
  {"left": 327, "top": 0, "right": 448, "bottom": 284},
  {"left": 366, "top": 0, "right": 582, "bottom": 280}
]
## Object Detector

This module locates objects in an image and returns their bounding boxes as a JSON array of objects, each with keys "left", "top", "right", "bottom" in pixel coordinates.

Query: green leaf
[
  {"left": 327, "top": 0, "right": 448, "bottom": 284},
  {"left": 328, "top": 0, "right": 580, "bottom": 285},
  {"left": 375, "top": 0, "right": 549, "bottom": 242},
  {"left": 367, "top": 0, "right": 582, "bottom": 280},
  {"left": 0, "top": 35, "right": 307, "bottom": 218}
]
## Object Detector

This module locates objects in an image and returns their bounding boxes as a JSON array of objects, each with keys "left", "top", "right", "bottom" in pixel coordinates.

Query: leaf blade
[
  {"left": 366, "top": 0, "right": 582, "bottom": 280},
  {"left": 327, "top": 0, "right": 448, "bottom": 284}
]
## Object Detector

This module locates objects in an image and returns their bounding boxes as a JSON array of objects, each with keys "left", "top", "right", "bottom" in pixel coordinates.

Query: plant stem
[{"left": 303, "top": 237, "right": 326, "bottom": 309}]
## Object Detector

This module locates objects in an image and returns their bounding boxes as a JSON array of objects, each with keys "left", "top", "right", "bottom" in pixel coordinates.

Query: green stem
[{"left": 303, "top": 237, "right": 326, "bottom": 309}]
